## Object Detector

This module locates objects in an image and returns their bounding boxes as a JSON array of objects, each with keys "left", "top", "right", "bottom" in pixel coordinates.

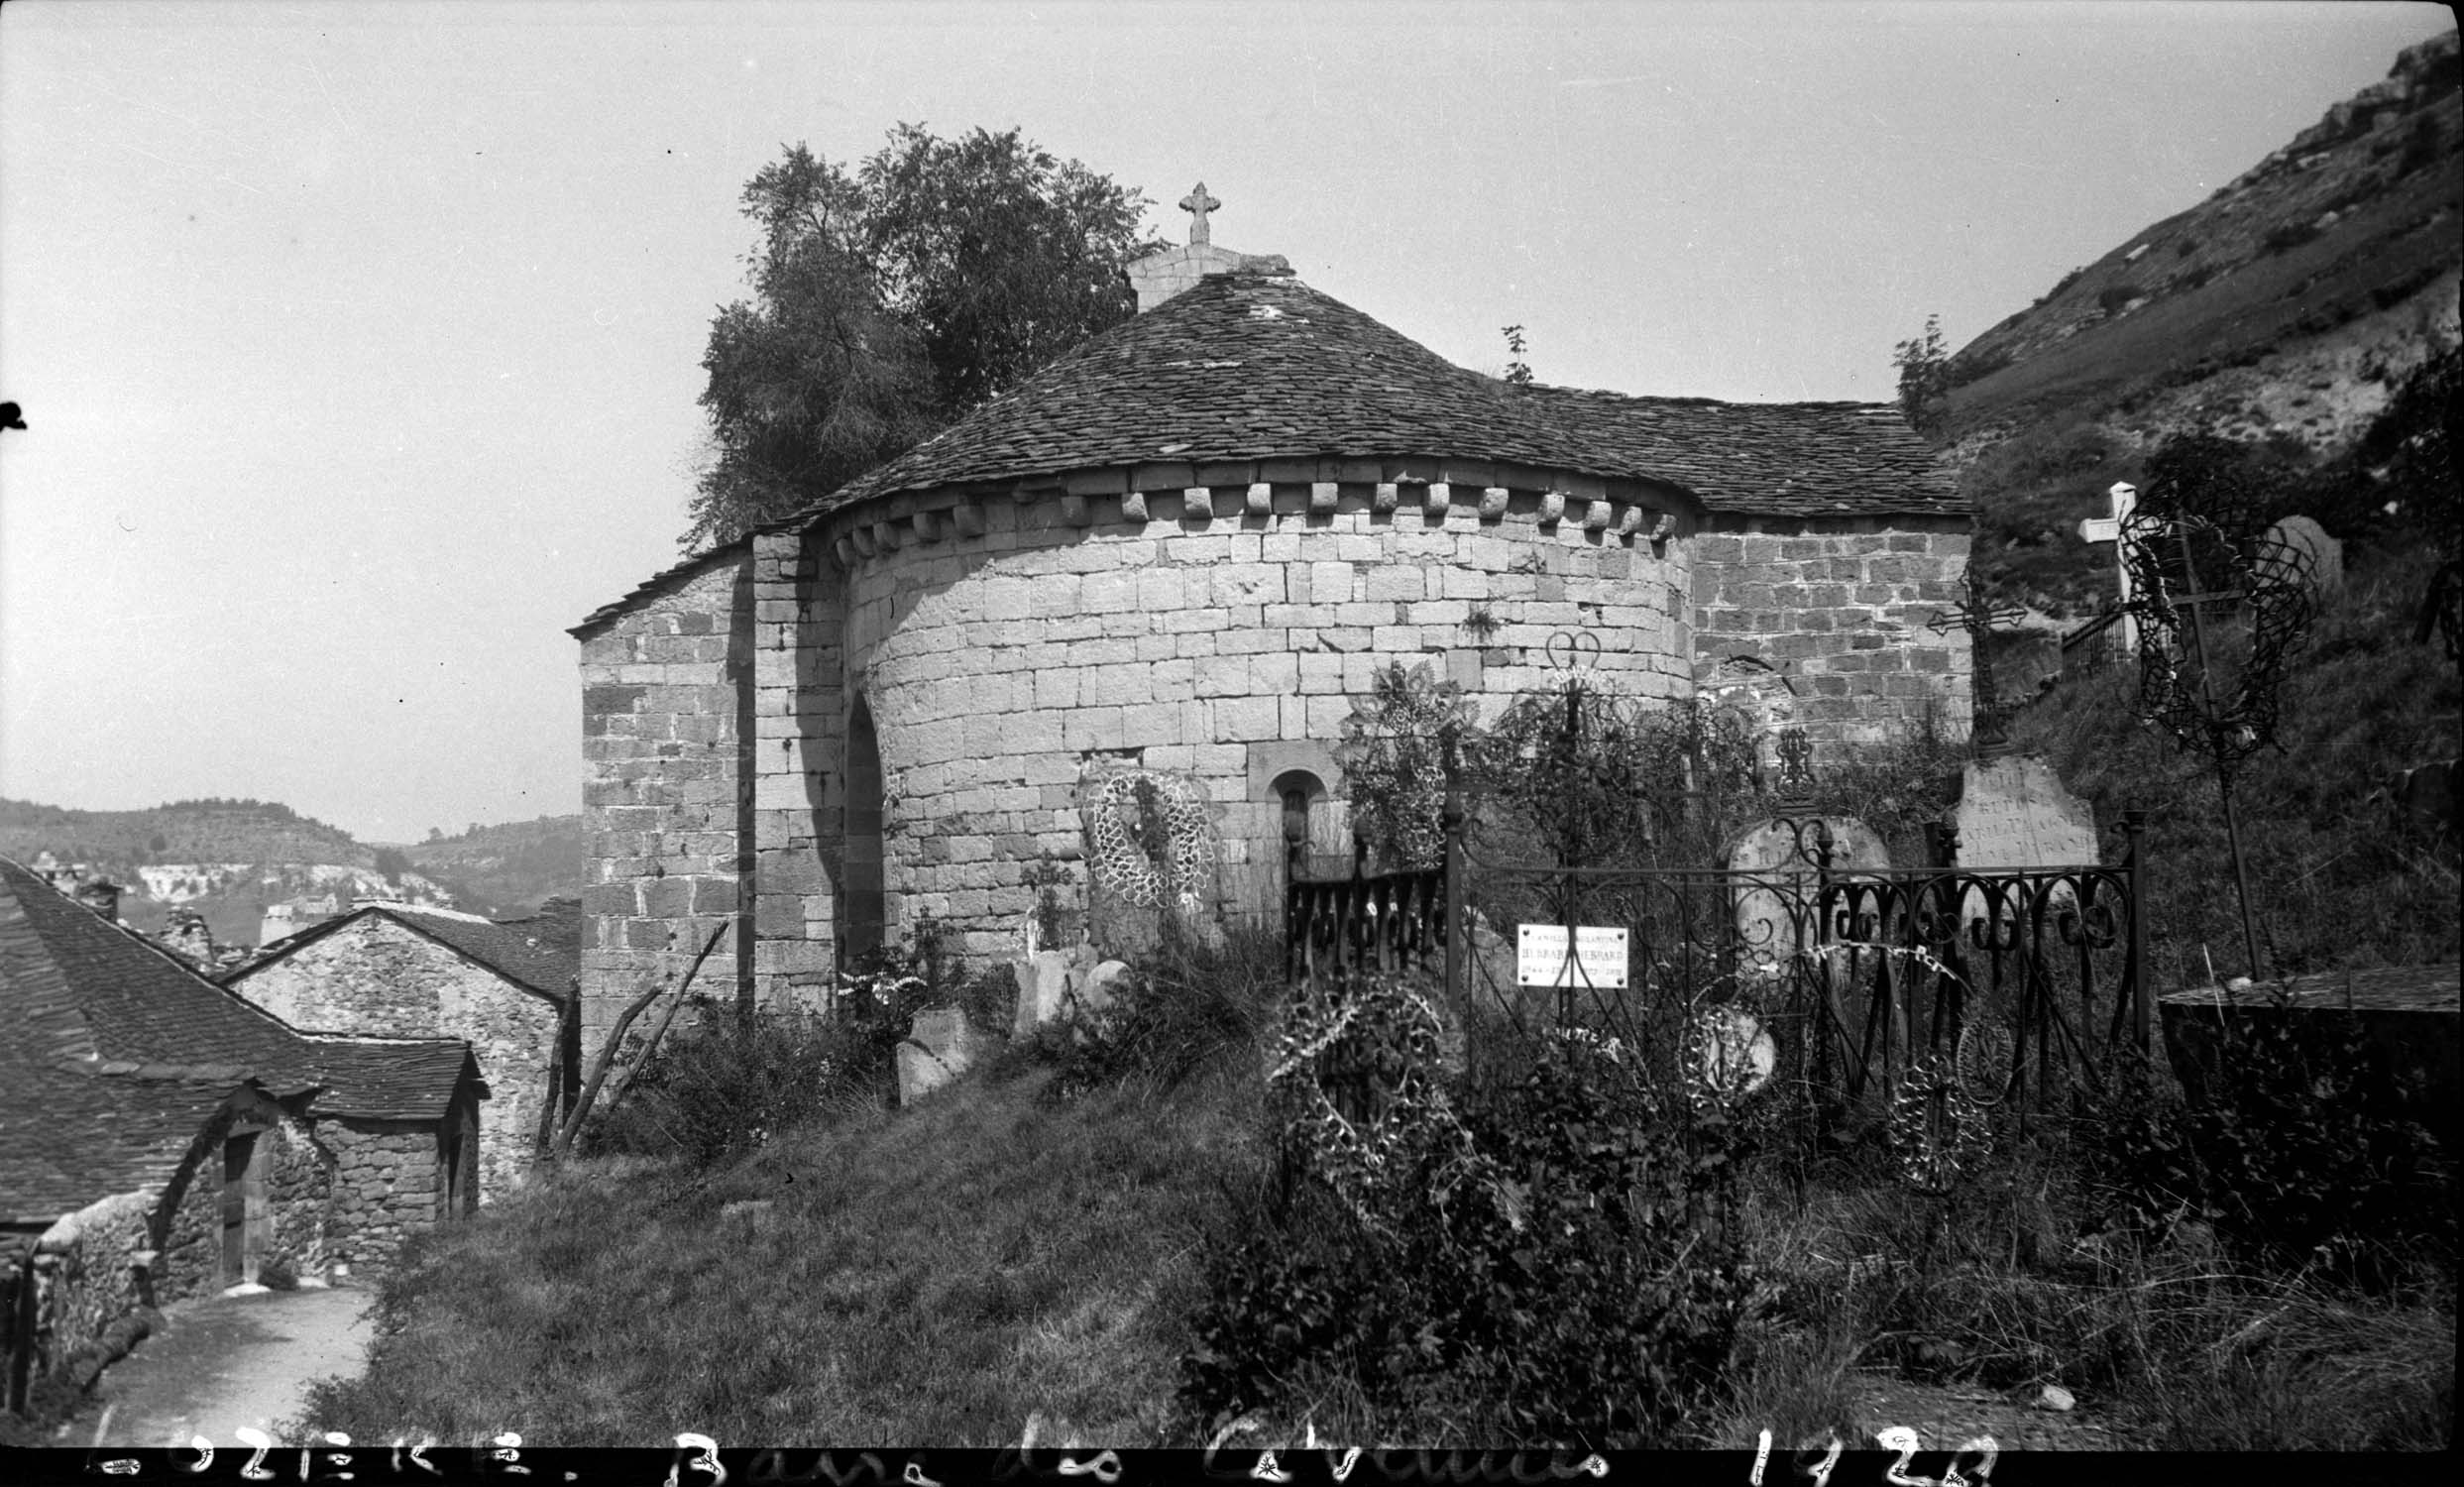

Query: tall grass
[{"left": 290, "top": 1061, "right": 1257, "bottom": 1445}]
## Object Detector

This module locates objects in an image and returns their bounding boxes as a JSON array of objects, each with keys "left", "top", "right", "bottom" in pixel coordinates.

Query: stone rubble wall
[
  {"left": 317, "top": 1117, "right": 450, "bottom": 1277},
  {"left": 154, "top": 1109, "right": 338, "bottom": 1300},
  {"left": 787, "top": 478, "right": 1694, "bottom": 974},
  {"left": 229, "top": 917, "right": 561, "bottom": 1202},
  {"left": 28, "top": 1190, "right": 153, "bottom": 1382},
  {"left": 1689, "top": 515, "right": 1973, "bottom": 748},
  {"left": 578, "top": 551, "right": 755, "bottom": 1052}
]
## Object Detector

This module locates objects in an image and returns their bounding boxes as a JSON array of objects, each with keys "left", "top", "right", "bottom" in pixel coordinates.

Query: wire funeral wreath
[{"left": 1084, "top": 770, "right": 1212, "bottom": 913}]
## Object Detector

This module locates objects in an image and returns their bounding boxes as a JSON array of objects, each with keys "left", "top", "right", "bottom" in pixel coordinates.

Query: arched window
[{"left": 1272, "top": 768, "right": 1354, "bottom": 880}]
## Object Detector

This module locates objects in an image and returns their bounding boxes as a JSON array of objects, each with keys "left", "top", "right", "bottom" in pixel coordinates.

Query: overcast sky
[{"left": 1, "top": 0, "right": 2451, "bottom": 844}]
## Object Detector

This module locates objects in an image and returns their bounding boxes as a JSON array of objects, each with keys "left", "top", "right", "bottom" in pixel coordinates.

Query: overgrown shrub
[
  {"left": 590, "top": 945, "right": 940, "bottom": 1163},
  {"left": 2080, "top": 1015, "right": 2453, "bottom": 1285},
  {"left": 1182, "top": 977, "right": 1752, "bottom": 1447},
  {"left": 1025, "top": 926, "right": 1284, "bottom": 1098}
]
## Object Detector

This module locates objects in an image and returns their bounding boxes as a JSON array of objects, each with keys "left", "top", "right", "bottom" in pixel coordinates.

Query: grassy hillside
[
  {"left": 1944, "top": 28, "right": 2460, "bottom": 619},
  {"left": 297, "top": 1063, "right": 1246, "bottom": 1445},
  {"left": 400, "top": 814, "right": 586, "bottom": 917},
  {"left": 0, "top": 796, "right": 364, "bottom": 870}
]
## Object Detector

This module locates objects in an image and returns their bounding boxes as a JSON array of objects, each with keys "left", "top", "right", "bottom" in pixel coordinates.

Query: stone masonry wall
[
  {"left": 154, "top": 1108, "right": 331, "bottom": 1299},
  {"left": 748, "top": 527, "right": 847, "bottom": 1012},
  {"left": 229, "top": 917, "right": 561, "bottom": 1202},
  {"left": 1689, "top": 515, "right": 1972, "bottom": 749},
  {"left": 770, "top": 476, "right": 1694, "bottom": 978},
  {"left": 578, "top": 551, "right": 755, "bottom": 1051},
  {"left": 30, "top": 1191, "right": 152, "bottom": 1379},
  {"left": 318, "top": 1118, "right": 446, "bottom": 1278}
]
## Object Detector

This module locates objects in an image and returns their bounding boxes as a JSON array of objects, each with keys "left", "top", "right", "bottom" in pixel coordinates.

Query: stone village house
[
  {"left": 221, "top": 901, "right": 579, "bottom": 1202},
  {"left": 572, "top": 199, "right": 1972, "bottom": 1045},
  {"left": 1, "top": 858, "right": 482, "bottom": 1407}
]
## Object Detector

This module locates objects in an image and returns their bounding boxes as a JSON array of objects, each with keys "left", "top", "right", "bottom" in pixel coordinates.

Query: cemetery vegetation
[{"left": 293, "top": 545, "right": 2450, "bottom": 1445}]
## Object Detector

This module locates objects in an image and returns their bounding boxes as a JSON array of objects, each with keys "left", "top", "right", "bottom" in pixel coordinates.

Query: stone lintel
[
  {"left": 1195, "top": 461, "right": 1254, "bottom": 489},
  {"left": 1133, "top": 461, "right": 1194, "bottom": 489}
]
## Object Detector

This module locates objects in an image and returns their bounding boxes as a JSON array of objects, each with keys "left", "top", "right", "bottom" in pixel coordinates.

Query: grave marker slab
[
  {"left": 1725, "top": 815, "right": 1891, "bottom": 976},
  {"left": 2260, "top": 514, "right": 2342, "bottom": 596}
]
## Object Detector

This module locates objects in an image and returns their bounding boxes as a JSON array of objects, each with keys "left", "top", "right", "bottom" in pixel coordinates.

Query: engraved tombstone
[
  {"left": 897, "top": 1005, "right": 987, "bottom": 1105},
  {"left": 1949, "top": 753, "right": 2100, "bottom": 927}
]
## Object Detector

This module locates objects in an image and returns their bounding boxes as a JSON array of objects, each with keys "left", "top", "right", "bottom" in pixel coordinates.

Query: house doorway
[
  {"left": 842, "top": 698, "right": 885, "bottom": 963},
  {"left": 219, "top": 1130, "right": 266, "bottom": 1286}
]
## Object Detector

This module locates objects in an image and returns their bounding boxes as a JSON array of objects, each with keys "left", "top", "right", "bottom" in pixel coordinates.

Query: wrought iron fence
[{"left": 1284, "top": 801, "right": 2149, "bottom": 1127}]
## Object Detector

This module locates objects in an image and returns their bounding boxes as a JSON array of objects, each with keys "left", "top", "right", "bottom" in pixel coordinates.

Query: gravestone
[
  {"left": 897, "top": 1005, "right": 989, "bottom": 1105},
  {"left": 1725, "top": 814, "right": 1892, "bottom": 977},
  {"left": 1950, "top": 752, "right": 2100, "bottom": 929},
  {"left": 1951, "top": 754, "right": 2098, "bottom": 872},
  {"left": 2259, "top": 515, "right": 2342, "bottom": 597},
  {"left": 1725, "top": 813, "right": 1903, "bottom": 1077}
]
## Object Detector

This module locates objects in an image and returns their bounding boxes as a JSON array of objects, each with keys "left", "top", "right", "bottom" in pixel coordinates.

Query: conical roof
[{"left": 777, "top": 271, "right": 1956, "bottom": 525}]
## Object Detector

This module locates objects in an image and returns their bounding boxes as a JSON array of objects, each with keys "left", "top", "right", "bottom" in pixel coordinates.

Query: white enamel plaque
[{"left": 1515, "top": 924, "right": 1629, "bottom": 989}]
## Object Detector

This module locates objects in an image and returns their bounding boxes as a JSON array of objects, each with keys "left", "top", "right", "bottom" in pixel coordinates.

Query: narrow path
[{"left": 73, "top": 1286, "right": 375, "bottom": 1448}]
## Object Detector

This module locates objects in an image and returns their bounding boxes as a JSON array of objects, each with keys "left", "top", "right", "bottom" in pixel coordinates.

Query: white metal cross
[{"left": 2077, "top": 481, "right": 2139, "bottom": 654}]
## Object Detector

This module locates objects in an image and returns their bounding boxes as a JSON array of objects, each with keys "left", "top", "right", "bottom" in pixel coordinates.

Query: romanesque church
[{"left": 571, "top": 195, "right": 1970, "bottom": 1042}]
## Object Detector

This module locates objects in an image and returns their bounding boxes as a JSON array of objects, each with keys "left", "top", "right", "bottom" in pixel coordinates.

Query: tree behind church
[{"left": 682, "top": 127, "right": 1160, "bottom": 550}]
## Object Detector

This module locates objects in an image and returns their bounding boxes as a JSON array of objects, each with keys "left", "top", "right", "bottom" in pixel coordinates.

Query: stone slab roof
[
  {"left": 1, "top": 857, "right": 479, "bottom": 1132},
  {"left": 0, "top": 1051, "right": 260, "bottom": 1226},
  {"left": 568, "top": 539, "right": 745, "bottom": 640},
  {"left": 772, "top": 272, "right": 1960, "bottom": 526},
  {"left": 230, "top": 903, "right": 578, "bottom": 1002},
  {"left": 1525, "top": 387, "right": 1963, "bottom": 518}
]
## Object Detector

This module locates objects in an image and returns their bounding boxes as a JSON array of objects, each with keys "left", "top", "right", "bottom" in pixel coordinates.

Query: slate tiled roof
[
  {"left": 292, "top": 1035, "right": 486, "bottom": 1121},
  {"left": 231, "top": 903, "right": 577, "bottom": 1002},
  {"left": 1525, "top": 388, "right": 1962, "bottom": 518},
  {"left": 0, "top": 1047, "right": 254, "bottom": 1226},
  {"left": 771, "top": 272, "right": 1960, "bottom": 527},
  {"left": 1, "top": 858, "right": 478, "bottom": 1143},
  {"left": 569, "top": 539, "right": 746, "bottom": 639}
]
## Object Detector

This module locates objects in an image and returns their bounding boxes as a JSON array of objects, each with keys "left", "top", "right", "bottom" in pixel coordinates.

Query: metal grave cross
[
  {"left": 1929, "top": 567, "right": 2029, "bottom": 744},
  {"left": 1178, "top": 181, "right": 1221, "bottom": 246},
  {"left": 2077, "top": 481, "right": 2140, "bottom": 654}
]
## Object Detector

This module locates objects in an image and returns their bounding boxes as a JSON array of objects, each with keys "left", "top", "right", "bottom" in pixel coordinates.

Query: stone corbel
[
  {"left": 1617, "top": 507, "right": 1644, "bottom": 542},
  {"left": 1373, "top": 482, "right": 1399, "bottom": 515},
  {"left": 1309, "top": 482, "right": 1339, "bottom": 516},
  {"left": 850, "top": 525, "right": 878, "bottom": 559},
  {"left": 871, "top": 520, "right": 902, "bottom": 553},
  {"left": 1537, "top": 491, "right": 1566, "bottom": 526},
  {"left": 1584, "top": 499, "right": 1615, "bottom": 531},
  {"left": 1478, "top": 487, "right": 1510, "bottom": 521},
  {"left": 1649, "top": 513, "right": 1677, "bottom": 548},
  {"left": 1123, "top": 491, "right": 1151, "bottom": 521},
  {"left": 834, "top": 535, "right": 856, "bottom": 568},
  {"left": 952, "top": 502, "right": 986, "bottom": 537},
  {"left": 1425, "top": 482, "right": 1451, "bottom": 518},
  {"left": 912, "top": 509, "right": 945, "bottom": 544},
  {"left": 1246, "top": 483, "right": 1273, "bottom": 517}
]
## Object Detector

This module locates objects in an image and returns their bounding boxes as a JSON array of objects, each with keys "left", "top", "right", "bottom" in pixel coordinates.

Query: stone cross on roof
[
  {"left": 1178, "top": 181, "right": 1221, "bottom": 246},
  {"left": 2078, "top": 481, "right": 2140, "bottom": 653}
]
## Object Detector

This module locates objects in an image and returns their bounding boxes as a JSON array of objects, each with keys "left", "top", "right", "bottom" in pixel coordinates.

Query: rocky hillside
[
  {"left": 1947, "top": 28, "right": 2460, "bottom": 620},
  {"left": 0, "top": 797, "right": 585, "bottom": 946},
  {"left": 395, "top": 815, "right": 587, "bottom": 919}
]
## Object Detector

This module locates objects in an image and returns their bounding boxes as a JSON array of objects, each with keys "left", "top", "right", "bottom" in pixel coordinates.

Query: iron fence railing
[{"left": 1284, "top": 802, "right": 2149, "bottom": 1125}]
